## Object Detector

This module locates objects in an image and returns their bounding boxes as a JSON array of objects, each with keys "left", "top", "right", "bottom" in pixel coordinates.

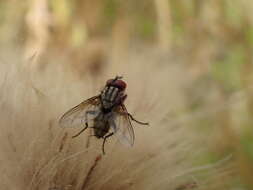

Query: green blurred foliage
[
  {"left": 211, "top": 46, "right": 245, "bottom": 92},
  {"left": 104, "top": 0, "right": 118, "bottom": 24},
  {"left": 136, "top": 15, "right": 155, "bottom": 40}
]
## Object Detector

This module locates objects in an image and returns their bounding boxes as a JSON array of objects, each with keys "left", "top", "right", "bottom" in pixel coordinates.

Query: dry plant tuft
[{"left": 0, "top": 48, "right": 234, "bottom": 190}]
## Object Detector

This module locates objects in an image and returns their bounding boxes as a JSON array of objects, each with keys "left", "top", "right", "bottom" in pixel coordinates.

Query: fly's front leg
[
  {"left": 72, "top": 110, "right": 98, "bottom": 138},
  {"left": 127, "top": 113, "right": 149, "bottom": 125},
  {"left": 102, "top": 132, "right": 114, "bottom": 154}
]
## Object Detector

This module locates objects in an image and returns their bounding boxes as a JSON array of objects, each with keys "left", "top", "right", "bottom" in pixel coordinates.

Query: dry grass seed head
[{"left": 0, "top": 49, "right": 234, "bottom": 190}]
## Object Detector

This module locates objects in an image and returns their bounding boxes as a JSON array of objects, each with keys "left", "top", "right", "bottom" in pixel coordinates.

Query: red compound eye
[
  {"left": 106, "top": 79, "right": 113, "bottom": 85},
  {"left": 114, "top": 80, "right": 127, "bottom": 90},
  {"left": 106, "top": 79, "right": 127, "bottom": 90}
]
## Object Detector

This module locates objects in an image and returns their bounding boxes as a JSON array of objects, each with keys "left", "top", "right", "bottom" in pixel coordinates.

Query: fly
[{"left": 59, "top": 76, "right": 149, "bottom": 154}]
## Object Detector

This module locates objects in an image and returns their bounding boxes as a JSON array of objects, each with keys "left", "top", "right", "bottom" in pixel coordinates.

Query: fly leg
[
  {"left": 72, "top": 110, "right": 98, "bottom": 138},
  {"left": 127, "top": 113, "right": 149, "bottom": 125},
  {"left": 72, "top": 124, "right": 88, "bottom": 138},
  {"left": 102, "top": 132, "right": 114, "bottom": 155}
]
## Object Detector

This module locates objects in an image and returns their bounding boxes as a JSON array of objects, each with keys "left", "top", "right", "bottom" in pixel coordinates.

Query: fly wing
[
  {"left": 111, "top": 105, "right": 135, "bottom": 147},
  {"left": 59, "top": 96, "right": 100, "bottom": 128}
]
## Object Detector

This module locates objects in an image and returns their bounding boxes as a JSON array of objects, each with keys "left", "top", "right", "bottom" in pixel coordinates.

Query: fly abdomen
[{"left": 93, "top": 120, "right": 110, "bottom": 138}]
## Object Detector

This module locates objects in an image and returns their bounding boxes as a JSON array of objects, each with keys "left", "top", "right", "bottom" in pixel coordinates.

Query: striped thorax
[{"left": 101, "top": 86, "right": 120, "bottom": 109}]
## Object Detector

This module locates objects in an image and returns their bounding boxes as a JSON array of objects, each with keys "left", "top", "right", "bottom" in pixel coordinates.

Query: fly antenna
[
  {"left": 115, "top": 75, "right": 123, "bottom": 80},
  {"left": 111, "top": 76, "right": 123, "bottom": 83}
]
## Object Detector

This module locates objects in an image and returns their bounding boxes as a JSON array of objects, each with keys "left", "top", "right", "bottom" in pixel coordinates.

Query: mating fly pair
[{"left": 59, "top": 76, "right": 148, "bottom": 154}]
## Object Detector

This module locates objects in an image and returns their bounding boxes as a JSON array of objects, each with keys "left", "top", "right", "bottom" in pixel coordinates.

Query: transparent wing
[
  {"left": 111, "top": 105, "right": 135, "bottom": 147},
  {"left": 59, "top": 96, "right": 100, "bottom": 128}
]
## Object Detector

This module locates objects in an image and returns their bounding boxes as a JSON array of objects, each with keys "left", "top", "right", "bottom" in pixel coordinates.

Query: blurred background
[{"left": 1, "top": 0, "right": 253, "bottom": 189}]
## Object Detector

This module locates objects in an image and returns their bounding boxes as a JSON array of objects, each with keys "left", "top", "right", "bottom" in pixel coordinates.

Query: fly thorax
[{"left": 101, "top": 86, "right": 119, "bottom": 109}]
